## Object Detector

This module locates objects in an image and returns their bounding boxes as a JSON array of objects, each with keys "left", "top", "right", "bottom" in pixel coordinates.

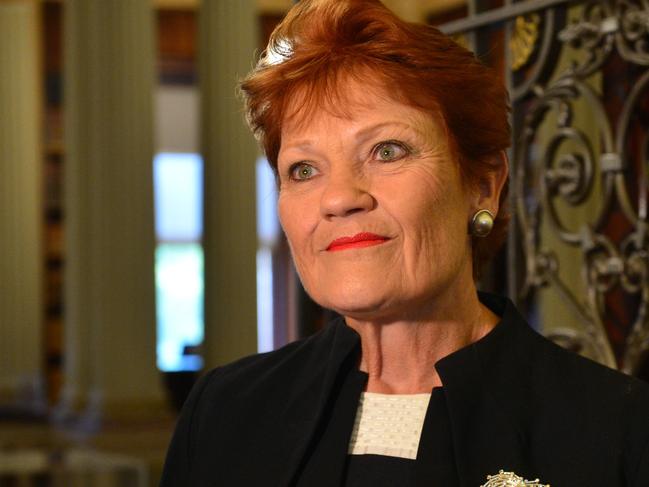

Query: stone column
[
  {"left": 59, "top": 0, "right": 164, "bottom": 423},
  {"left": 200, "top": 0, "right": 259, "bottom": 367},
  {"left": 0, "top": 0, "right": 43, "bottom": 409}
]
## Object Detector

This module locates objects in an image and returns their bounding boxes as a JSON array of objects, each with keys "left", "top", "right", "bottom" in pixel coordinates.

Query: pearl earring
[{"left": 471, "top": 209, "right": 494, "bottom": 237}]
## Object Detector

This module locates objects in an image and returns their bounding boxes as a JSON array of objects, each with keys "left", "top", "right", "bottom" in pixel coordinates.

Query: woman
[{"left": 161, "top": 1, "right": 649, "bottom": 486}]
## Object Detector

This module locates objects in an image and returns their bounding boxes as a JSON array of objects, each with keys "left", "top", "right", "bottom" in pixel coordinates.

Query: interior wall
[
  {"left": 153, "top": 0, "right": 468, "bottom": 19},
  {"left": 155, "top": 86, "right": 199, "bottom": 153}
]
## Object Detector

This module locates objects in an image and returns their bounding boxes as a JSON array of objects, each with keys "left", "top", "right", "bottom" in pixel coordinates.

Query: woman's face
[{"left": 277, "top": 81, "right": 477, "bottom": 321}]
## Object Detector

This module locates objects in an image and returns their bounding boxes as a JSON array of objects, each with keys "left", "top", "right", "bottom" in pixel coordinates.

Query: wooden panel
[
  {"left": 42, "top": 0, "right": 64, "bottom": 406},
  {"left": 157, "top": 9, "right": 197, "bottom": 84}
]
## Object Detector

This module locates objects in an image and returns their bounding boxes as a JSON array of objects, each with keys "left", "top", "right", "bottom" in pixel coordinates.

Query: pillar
[
  {"left": 59, "top": 0, "right": 164, "bottom": 423},
  {"left": 0, "top": 0, "right": 44, "bottom": 410},
  {"left": 200, "top": 0, "right": 259, "bottom": 367}
]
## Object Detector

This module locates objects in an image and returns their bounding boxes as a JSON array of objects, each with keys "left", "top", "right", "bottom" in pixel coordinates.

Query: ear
[{"left": 473, "top": 150, "right": 509, "bottom": 216}]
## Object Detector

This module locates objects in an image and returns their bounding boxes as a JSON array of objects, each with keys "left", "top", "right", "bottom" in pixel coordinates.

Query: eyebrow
[{"left": 355, "top": 121, "right": 425, "bottom": 145}]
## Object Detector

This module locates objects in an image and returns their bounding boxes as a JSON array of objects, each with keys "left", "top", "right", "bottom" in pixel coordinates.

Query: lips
[{"left": 326, "top": 232, "right": 390, "bottom": 252}]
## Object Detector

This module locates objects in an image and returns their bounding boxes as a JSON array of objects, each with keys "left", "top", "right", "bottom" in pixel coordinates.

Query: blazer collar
[
  {"left": 282, "top": 292, "right": 539, "bottom": 487},
  {"left": 435, "top": 292, "right": 537, "bottom": 486},
  {"left": 279, "top": 317, "right": 362, "bottom": 486}
]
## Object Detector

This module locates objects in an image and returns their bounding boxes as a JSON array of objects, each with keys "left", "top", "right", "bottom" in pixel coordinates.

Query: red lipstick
[{"left": 326, "top": 232, "right": 389, "bottom": 252}]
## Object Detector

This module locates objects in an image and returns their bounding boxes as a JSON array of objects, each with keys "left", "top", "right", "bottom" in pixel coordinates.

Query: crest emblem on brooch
[{"left": 481, "top": 470, "right": 549, "bottom": 487}]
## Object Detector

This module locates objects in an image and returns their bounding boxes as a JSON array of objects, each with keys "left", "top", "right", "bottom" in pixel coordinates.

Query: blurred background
[{"left": 1, "top": 0, "right": 648, "bottom": 485}]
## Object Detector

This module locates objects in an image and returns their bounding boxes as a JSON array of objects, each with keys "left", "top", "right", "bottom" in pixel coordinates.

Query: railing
[{"left": 442, "top": 0, "right": 649, "bottom": 375}]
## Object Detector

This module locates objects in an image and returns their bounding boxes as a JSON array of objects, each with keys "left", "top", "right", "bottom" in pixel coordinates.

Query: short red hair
[{"left": 240, "top": 0, "right": 510, "bottom": 278}]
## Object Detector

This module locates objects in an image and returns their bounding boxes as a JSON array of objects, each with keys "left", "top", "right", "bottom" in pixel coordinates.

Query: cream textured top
[{"left": 347, "top": 392, "right": 431, "bottom": 460}]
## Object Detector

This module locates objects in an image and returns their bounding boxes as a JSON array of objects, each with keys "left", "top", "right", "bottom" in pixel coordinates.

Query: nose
[{"left": 319, "top": 166, "right": 375, "bottom": 219}]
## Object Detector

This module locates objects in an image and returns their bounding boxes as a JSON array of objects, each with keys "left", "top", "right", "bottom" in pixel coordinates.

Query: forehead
[{"left": 280, "top": 77, "right": 443, "bottom": 142}]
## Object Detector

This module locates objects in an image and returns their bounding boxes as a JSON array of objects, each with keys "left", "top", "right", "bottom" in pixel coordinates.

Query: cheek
[
  {"left": 278, "top": 196, "right": 299, "bottom": 247},
  {"left": 394, "top": 168, "right": 461, "bottom": 225},
  {"left": 389, "top": 170, "right": 470, "bottom": 262},
  {"left": 278, "top": 193, "right": 316, "bottom": 262},
  {"left": 277, "top": 197, "right": 292, "bottom": 236}
]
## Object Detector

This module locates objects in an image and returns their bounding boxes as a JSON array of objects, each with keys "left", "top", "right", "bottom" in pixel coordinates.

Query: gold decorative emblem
[
  {"left": 481, "top": 470, "right": 550, "bottom": 487},
  {"left": 510, "top": 13, "right": 541, "bottom": 71}
]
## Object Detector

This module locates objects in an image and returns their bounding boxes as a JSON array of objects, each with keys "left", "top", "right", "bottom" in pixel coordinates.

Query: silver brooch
[{"left": 481, "top": 470, "right": 550, "bottom": 487}]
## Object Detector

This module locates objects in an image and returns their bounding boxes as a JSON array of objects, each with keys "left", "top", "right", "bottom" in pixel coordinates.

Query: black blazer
[{"left": 160, "top": 293, "right": 649, "bottom": 486}]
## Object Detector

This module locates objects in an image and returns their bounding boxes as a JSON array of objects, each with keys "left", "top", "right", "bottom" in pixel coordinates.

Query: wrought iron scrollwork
[
  {"left": 509, "top": 1, "right": 649, "bottom": 373},
  {"left": 515, "top": 79, "right": 619, "bottom": 366},
  {"left": 557, "top": 1, "right": 616, "bottom": 77},
  {"left": 512, "top": 7, "right": 567, "bottom": 102},
  {"left": 615, "top": 0, "right": 649, "bottom": 65},
  {"left": 556, "top": 0, "right": 649, "bottom": 72},
  {"left": 442, "top": 0, "right": 649, "bottom": 373}
]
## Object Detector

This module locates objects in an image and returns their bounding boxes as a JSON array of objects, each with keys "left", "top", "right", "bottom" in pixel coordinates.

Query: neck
[{"left": 345, "top": 284, "right": 499, "bottom": 394}]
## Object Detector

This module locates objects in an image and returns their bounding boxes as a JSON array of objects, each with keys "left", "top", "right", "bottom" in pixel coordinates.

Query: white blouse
[{"left": 347, "top": 392, "right": 431, "bottom": 460}]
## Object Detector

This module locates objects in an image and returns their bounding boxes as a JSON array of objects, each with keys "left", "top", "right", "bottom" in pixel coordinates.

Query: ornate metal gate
[{"left": 441, "top": 0, "right": 649, "bottom": 376}]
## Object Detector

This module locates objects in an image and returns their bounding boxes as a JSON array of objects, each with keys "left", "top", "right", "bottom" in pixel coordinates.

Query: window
[{"left": 154, "top": 152, "right": 204, "bottom": 371}]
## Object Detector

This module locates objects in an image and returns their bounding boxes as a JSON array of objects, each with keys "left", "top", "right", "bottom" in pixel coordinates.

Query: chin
[{"left": 313, "top": 281, "right": 392, "bottom": 320}]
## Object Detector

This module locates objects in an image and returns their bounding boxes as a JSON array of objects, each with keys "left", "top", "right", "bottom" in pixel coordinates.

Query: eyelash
[
  {"left": 287, "top": 162, "right": 317, "bottom": 182},
  {"left": 372, "top": 140, "right": 412, "bottom": 162}
]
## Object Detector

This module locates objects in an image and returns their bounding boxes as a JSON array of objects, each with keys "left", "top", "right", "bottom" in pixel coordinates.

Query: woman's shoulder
[
  {"left": 189, "top": 316, "right": 356, "bottom": 408},
  {"left": 472, "top": 294, "right": 649, "bottom": 483},
  {"left": 473, "top": 293, "right": 649, "bottom": 442},
  {"left": 479, "top": 292, "right": 649, "bottom": 406},
  {"left": 160, "top": 319, "right": 357, "bottom": 486},
  {"left": 517, "top": 311, "right": 649, "bottom": 408},
  {"left": 524, "top": 327, "right": 649, "bottom": 481}
]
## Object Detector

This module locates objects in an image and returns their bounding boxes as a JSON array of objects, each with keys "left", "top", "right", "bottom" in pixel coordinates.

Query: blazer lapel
[
  {"left": 433, "top": 295, "right": 536, "bottom": 487},
  {"left": 292, "top": 359, "right": 367, "bottom": 487},
  {"left": 436, "top": 346, "right": 527, "bottom": 486},
  {"left": 277, "top": 319, "right": 362, "bottom": 487}
]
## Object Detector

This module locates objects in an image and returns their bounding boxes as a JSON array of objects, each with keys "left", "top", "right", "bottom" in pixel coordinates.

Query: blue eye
[
  {"left": 289, "top": 163, "right": 317, "bottom": 181},
  {"left": 374, "top": 141, "right": 409, "bottom": 162}
]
